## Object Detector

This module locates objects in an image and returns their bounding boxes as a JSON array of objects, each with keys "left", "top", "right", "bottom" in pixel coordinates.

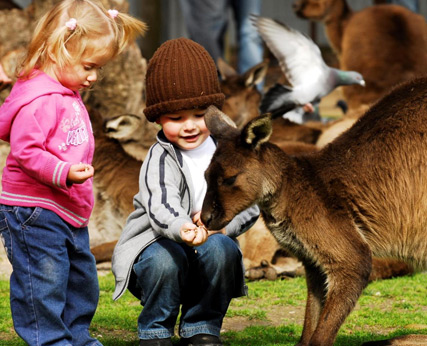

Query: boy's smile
[{"left": 182, "top": 134, "right": 200, "bottom": 142}]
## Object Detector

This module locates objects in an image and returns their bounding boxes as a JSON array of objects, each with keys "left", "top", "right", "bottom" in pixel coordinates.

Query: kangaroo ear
[
  {"left": 243, "top": 59, "right": 269, "bottom": 88},
  {"left": 242, "top": 113, "right": 272, "bottom": 149},
  {"left": 205, "top": 105, "right": 239, "bottom": 139},
  {"left": 217, "top": 57, "right": 237, "bottom": 80},
  {"left": 104, "top": 114, "right": 141, "bottom": 140}
]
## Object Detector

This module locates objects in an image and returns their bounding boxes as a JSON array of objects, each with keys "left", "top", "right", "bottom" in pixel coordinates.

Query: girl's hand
[
  {"left": 67, "top": 163, "right": 94, "bottom": 184},
  {"left": 180, "top": 222, "right": 208, "bottom": 246},
  {"left": 192, "top": 212, "right": 226, "bottom": 236}
]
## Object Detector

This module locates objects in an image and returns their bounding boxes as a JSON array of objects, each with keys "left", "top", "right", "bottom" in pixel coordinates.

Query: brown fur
[
  {"left": 90, "top": 240, "right": 118, "bottom": 264},
  {"left": 315, "top": 105, "right": 369, "bottom": 148},
  {"left": 91, "top": 108, "right": 140, "bottom": 218},
  {"left": 218, "top": 58, "right": 267, "bottom": 128},
  {"left": 241, "top": 140, "right": 413, "bottom": 281},
  {"left": 102, "top": 113, "right": 158, "bottom": 162},
  {"left": 201, "top": 77, "right": 427, "bottom": 345},
  {"left": 293, "top": 0, "right": 427, "bottom": 110},
  {"left": 271, "top": 117, "right": 322, "bottom": 145},
  {"left": 88, "top": 108, "right": 140, "bottom": 248}
]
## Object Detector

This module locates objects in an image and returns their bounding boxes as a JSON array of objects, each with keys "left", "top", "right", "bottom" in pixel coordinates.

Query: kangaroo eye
[{"left": 222, "top": 175, "right": 237, "bottom": 186}]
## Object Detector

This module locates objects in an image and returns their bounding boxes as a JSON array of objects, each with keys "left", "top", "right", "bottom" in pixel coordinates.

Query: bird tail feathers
[{"left": 260, "top": 84, "right": 297, "bottom": 118}]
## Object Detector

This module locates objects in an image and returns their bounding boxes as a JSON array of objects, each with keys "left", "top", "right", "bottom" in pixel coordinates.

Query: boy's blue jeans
[
  {"left": 0, "top": 205, "right": 102, "bottom": 346},
  {"left": 132, "top": 234, "right": 245, "bottom": 340}
]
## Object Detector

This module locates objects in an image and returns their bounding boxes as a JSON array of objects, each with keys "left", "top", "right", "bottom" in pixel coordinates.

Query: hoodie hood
[{"left": 0, "top": 70, "right": 74, "bottom": 142}]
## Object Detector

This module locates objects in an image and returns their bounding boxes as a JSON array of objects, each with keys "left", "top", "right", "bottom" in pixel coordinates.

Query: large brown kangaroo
[{"left": 201, "top": 77, "right": 427, "bottom": 346}]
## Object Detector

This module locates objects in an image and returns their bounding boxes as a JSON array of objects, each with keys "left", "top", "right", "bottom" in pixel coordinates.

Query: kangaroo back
[{"left": 315, "top": 77, "right": 427, "bottom": 269}]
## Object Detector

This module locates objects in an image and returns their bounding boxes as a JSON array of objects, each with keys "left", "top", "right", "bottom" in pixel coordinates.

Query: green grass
[{"left": 0, "top": 271, "right": 426, "bottom": 345}]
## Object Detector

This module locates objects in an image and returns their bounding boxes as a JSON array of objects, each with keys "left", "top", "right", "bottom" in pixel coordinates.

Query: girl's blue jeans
[
  {"left": 0, "top": 205, "right": 103, "bottom": 346},
  {"left": 132, "top": 234, "right": 245, "bottom": 340}
]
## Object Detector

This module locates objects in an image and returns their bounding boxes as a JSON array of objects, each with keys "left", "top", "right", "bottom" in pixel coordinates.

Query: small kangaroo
[{"left": 201, "top": 77, "right": 427, "bottom": 346}]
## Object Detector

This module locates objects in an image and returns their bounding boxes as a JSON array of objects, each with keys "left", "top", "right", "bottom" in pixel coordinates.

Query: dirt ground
[{"left": 221, "top": 302, "right": 305, "bottom": 333}]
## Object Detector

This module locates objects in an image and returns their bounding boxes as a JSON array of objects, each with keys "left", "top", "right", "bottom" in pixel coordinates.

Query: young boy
[{"left": 111, "top": 38, "right": 259, "bottom": 346}]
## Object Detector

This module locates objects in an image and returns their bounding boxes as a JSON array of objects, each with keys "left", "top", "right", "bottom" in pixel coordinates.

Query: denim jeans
[
  {"left": 387, "top": 0, "right": 419, "bottom": 12},
  {"left": 0, "top": 205, "right": 102, "bottom": 346},
  {"left": 179, "top": 0, "right": 264, "bottom": 74},
  {"left": 132, "top": 234, "right": 245, "bottom": 340}
]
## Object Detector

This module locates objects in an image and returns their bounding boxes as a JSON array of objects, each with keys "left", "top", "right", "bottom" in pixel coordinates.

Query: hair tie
[
  {"left": 108, "top": 9, "right": 119, "bottom": 19},
  {"left": 65, "top": 18, "right": 77, "bottom": 31}
]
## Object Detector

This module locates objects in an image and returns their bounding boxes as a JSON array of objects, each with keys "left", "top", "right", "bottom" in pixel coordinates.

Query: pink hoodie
[{"left": 0, "top": 71, "right": 94, "bottom": 227}]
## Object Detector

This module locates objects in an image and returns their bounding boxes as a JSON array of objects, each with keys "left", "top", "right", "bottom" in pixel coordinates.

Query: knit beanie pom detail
[{"left": 144, "top": 38, "right": 225, "bottom": 122}]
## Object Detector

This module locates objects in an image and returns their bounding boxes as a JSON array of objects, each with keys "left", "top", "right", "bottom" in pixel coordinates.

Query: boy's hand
[
  {"left": 180, "top": 222, "right": 208, "bottom": 246},
  {"left": 192, "top": 212, "right": 226, "bottom": 236},
  {"left": 67, "top": 163, "right": 94, "bottom": 184}
]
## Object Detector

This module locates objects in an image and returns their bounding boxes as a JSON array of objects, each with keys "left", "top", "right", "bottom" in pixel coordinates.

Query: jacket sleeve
[
  {"left": 139, "top": 145, "right": 192, "bottom": 242},
  {"left": 224, "top": 204, "right": 260, "bottom": 238},
  {"left": 9, "top": 95, "right": 71, "bottom": 190}
]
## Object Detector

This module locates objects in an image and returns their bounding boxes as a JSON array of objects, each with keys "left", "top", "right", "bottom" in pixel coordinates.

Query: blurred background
[{"left": 12, "top": 0, "right": 427, "bottom": 62}]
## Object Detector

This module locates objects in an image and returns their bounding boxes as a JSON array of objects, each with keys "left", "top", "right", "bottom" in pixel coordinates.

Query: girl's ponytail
[{"left": 110, "top": 11, "right": 148, "bottom": 56}]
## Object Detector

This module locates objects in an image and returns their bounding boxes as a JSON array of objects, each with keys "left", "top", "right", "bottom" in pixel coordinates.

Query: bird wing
[{"left": 252, "top": 15, "right": 328, "bottom": 90}]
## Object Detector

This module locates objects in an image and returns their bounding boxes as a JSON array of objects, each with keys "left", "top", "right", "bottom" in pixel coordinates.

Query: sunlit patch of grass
[{"left": 0, "top": 271, "right": 425, "bottom": 345}]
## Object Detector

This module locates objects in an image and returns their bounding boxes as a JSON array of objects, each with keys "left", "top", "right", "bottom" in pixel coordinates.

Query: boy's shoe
[
  {"left": 139, "top": 338, "right": 172, "bottom": 346},
  {"left": 179, "top": 334, "right": 223, "bottom": 346}
]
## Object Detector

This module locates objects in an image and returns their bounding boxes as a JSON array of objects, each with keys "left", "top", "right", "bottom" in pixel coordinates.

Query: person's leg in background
[
  {"left": 231, "top": 0, "right": 264, "bottom": 75},
  {"left": 179, "top": 0, "right": 229, "bottom": 63},
  {"left": 383, "top": 0, "right": 419, "bottom": 12}
]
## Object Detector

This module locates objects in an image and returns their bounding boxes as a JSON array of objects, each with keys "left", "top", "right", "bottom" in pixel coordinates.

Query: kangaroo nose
[{"left": 201, "top": 211, "right": 212, "bottom": 229}]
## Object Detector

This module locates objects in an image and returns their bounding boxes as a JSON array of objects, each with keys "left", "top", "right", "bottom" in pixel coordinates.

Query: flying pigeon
[{"left": 251, "top": 15, "right": 365, "bottom": 119}]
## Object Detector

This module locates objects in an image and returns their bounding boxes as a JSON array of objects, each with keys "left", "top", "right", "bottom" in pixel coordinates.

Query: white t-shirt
[{"left": 179, "top": 136, "right": 216, "bottom": 216}]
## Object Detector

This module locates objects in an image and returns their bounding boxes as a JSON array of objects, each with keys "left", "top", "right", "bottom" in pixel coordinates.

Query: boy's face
[{"left": 157, "top": 108, "right": 210, "bottom": 150}]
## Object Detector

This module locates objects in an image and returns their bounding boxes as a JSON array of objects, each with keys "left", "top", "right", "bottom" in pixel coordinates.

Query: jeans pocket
[
  {"left": 14, "top": 206, "right": 42, "bottom": 226},
  {"left": 0, "top": 215, "right": 12, "bottom": 262}
]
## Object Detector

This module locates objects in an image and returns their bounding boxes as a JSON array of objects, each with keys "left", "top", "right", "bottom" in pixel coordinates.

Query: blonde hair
[{"left": 19, "top": 0, "right": 147, "bottom": 79}]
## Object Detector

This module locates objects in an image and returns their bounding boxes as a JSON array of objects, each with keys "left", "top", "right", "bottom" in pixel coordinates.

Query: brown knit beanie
[{"left": 144, "top": 37, "right": 225, "bottom": 122}]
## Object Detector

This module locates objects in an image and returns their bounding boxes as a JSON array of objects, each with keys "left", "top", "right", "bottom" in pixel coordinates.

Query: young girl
[{"left": 0, "top": 1, "right": 146, "bottom": 344}]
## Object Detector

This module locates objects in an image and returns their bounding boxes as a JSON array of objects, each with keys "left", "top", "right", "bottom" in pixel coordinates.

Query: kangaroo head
[
  {"left": 201, "top": 106, "right": 272, "bottom": 230},
  {"left": 293, "top": 0, "right": 341, "bottom": 21},
  {"left": 219, "top": 59, "right": 268, "bottom": 128}
]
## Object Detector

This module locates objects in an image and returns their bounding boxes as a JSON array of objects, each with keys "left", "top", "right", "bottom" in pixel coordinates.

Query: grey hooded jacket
[{"left": 112, "top": 131, "right": 260, "bottom": 300}]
